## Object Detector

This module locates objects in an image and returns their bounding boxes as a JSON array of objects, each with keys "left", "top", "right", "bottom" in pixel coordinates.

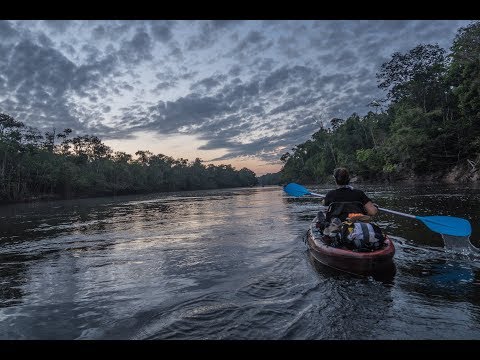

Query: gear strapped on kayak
[
  {"left": 317, "top": 210, "right": 386, "bottom": 252},
  {"left": 306, "top": 216, "right": 396, "bottom": 276}
]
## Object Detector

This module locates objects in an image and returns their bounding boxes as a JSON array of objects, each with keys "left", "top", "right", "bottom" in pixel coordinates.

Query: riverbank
[
  {"left": 388, "top": 161, "right": 480, "bottom": 184},
  {"left": 3, "top": 160, "right": 478, "bottom": 206},
  {"left": 353, "top": 157, "right": 480, "bottom": 185}
]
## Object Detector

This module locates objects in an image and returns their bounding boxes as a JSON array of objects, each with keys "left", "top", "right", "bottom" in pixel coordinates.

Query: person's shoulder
[
  {"left": 351, "top": 188, "right": 366, "bottom": 194},
  {"left": 324, "top": 189, "right": 335, "bottom": 201},
  {"left": 352, "top": 188, "right": 371, "bottom": 201}
]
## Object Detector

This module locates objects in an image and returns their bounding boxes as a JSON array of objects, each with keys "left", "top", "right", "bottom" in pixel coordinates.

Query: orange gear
[{"left": 347, "top": 213, "right": 371, "bottom": 222}]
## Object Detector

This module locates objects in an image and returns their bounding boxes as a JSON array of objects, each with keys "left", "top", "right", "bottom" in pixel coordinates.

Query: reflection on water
[{"left": 1, "top": 184, "right": 480, "bottom": 339}]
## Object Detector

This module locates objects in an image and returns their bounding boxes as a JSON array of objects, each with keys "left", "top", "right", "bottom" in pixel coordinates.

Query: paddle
[{"left": 283, "top": 182, "right": 472, "bottom": 237}]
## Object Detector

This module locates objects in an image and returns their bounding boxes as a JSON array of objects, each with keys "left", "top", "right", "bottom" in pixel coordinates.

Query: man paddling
[
  {"left": 323, "top": 167, "right": 378, "bottom": 223},
  {"left": 318, "top": 167, "right": 383, "bottom": 250}
]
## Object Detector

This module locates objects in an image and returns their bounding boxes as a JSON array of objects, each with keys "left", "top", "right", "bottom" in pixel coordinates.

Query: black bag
[{"left": 316, "top": 211, "right": 327, "bottom": 231}]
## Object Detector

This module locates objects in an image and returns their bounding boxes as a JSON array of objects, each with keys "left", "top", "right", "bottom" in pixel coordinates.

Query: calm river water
[{"left": 1, "top": 184, "right": 480, "bottom": 340}]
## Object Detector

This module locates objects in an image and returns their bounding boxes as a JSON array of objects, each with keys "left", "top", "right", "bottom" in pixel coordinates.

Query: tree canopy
[
  {"left": 280, "top": 21, "right": 480, "bottom": 184},
  {"left": 0, "top": 118, "right": 257, "bottom": 203}
]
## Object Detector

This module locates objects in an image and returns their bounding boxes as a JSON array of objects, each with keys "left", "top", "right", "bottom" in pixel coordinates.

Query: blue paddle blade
[
  {"left": 417, "top": 216, "right": 472, "bottom": 237},
  {"left": 283, "top": 183, "right": 311, "bottom": 197}
]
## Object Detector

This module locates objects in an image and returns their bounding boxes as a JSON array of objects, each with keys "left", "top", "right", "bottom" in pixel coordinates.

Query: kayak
[{"left": 306, "top": 216, "right": 395, "bottom": 275}]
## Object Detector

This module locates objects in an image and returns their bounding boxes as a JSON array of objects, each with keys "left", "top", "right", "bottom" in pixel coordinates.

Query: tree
[
  {"left": 135, "top": 150, "right": 153, "bottom": 165},
  {"left": 0, "top": 113, "right": 24, "bottom": 136},
  {"left": 449, "top": 21, "right": 480, "bottom": 121},
  {"left": 376, "top": 44, "right": 448, "bottom": 112}
]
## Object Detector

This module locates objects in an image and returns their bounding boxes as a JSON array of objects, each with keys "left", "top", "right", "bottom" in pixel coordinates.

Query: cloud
[
  {"left": 1, "top": 40, "right": 76, "bottom": 121},
  {"left": 111, "top": 63, "right": 343, "bottom": 162},
  {"left": 0, "top": 20, "right": 19, "bottom": 40},
  {"left": 119, "top": 31, "right": 153, "bottom": 64},
  {"left": 211, "top": 20, "right": 244, "bottom": 29},
  {"left": 148, "top": 20, "right": 175, "bottom": 43},
  {"left": 226, "top": 30, "right": 274, "bottom": 60},
  {"left": 42, "top": 20, "right": 72, "bottom": 33},
  {"left": 262, "top": 65, "right": 315, "bottom": 92},
  {"left": 0, "top": 36, "right": 123, "bottom": 135},
  {"left": 186, "top": 21, "right": 219, "bottom": 51},
  {"left": 190, "top": 74, "right": 228, "bottom": 92},
  {"left": 229, "top": 65, "right": 242, "bottom": 77}
]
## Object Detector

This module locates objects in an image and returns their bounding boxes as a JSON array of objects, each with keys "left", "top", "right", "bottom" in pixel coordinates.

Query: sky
[{"left": 0, "top": 20, "right": 472, "bottom": 176}]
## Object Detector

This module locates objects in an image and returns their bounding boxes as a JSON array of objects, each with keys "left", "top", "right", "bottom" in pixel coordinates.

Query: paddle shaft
[
  {"left": 308, "top": 196, "right": 414, "bottom": 219},
  {"left": 377, "top": 207, "right": 416, "bottom": 219},
  {"left": 305, "top": 191, "right": 416, "bottom": 219},
  {"left": 308, "top": 191, "right": 325, "bottom": 198}
]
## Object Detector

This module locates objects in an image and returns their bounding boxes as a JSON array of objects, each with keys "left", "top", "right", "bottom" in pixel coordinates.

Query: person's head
[{"left": 333, "top": 167, "right": 350, "bottom": 185}]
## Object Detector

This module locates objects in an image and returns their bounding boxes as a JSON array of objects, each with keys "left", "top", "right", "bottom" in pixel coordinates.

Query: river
[{"left": 1, "top": 184, "right": 479, "bottom": 339}]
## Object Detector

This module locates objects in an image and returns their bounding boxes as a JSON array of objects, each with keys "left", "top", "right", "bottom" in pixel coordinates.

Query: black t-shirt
[
  {"left": 324, "top": 187, "right": 371, "bottom": 206},
  {"left": 323, "top": 187, "right": 372, "bottom": 222}
]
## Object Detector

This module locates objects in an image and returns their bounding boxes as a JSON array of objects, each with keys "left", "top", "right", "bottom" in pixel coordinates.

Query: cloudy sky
[{"left": 0, "top": 20, "right": 471, "bottom": 175}]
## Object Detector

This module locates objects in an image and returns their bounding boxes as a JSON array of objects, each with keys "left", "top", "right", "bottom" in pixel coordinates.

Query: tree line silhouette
[{"left": 0, "top": 115, "right": 257, "bottom": 203}]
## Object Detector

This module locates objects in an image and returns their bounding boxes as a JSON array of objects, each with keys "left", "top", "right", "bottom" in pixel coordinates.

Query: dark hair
[{"left": 333, "top": 167, "right": 350, "bottom": 185}]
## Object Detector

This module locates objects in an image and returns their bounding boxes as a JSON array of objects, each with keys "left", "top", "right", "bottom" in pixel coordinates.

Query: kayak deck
[{"left": 306, "top": 217, "right": 395, "bottom": 275}]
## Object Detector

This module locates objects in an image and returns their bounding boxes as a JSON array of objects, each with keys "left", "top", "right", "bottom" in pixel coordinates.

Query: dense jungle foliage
[
  {"left": 0, "top": 117, "right": 257, "bottom": 202},
  {"left": 280, "top": 21, "right": 480, "bottom": 184}
]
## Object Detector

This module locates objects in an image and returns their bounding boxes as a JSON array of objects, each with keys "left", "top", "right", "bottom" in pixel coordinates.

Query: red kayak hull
[{"left": 306, "top": 217, "right": 395, "bottom": 275}]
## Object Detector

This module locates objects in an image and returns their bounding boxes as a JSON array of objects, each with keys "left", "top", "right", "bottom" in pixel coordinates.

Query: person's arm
[
  {"left": 323, "top": 191, "right": 332, "bottom": 206},
  {"left": 358, "top": 190, "right": 377, "bottom": 217},
  {"left": 364, "top": 201, "right": 378, "bottom": 216}
]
